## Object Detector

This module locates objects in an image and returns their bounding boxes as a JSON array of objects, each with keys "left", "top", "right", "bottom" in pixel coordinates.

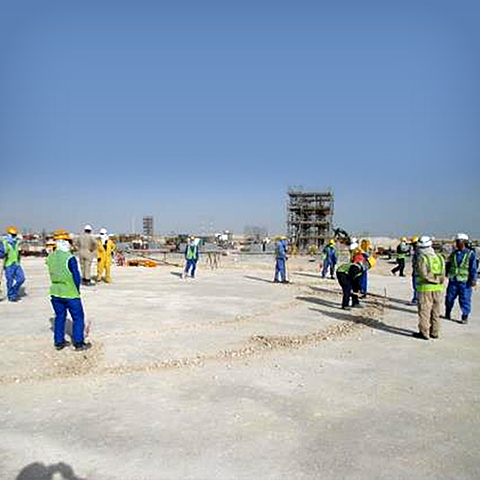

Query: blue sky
[{"left": 0, "top": 0, "right": 479, "bottom": 237}]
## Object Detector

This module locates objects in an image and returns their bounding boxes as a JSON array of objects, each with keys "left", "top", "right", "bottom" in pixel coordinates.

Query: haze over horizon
[{"left": 1, "top": 1, "right": 479, "bottom": 238}]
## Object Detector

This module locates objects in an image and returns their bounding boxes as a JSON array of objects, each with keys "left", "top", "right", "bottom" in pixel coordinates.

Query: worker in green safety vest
[
  {"left": 391, "top": 237, "right": 410, "bottom": 277},
  {"left": 0, "top": 226, "right": 26, "bottom": 302},
  {"left": 413, "top": 236, "right": 446, "bottom": 340}
]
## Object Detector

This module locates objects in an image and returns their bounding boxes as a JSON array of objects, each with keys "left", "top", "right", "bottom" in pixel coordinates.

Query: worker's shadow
[
  {"left": 292, "top": 272, "right": 322, "bottom": 279},
  {"left": 16, "top": 461, "right": 84, "bottom": 480},
  {"left": 297, "top": 295, "right": 340, "bottom": 309},
  {"left": 244, "top": 275, "right": 275, "bottom": 284},
  {"left": 309, "top": 306, "right": 416, "bottom": 338},
  {"left": 170, "top": 271, "right": 183, "bottom": 278}
]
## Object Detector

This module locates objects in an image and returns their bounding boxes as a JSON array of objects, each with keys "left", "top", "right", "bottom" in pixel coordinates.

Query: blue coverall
[
  {"left": 0, "top": 236, "right": 26, "bottom": 301},
  {"left": 445, "top": 249, "right": 477, "bottom": 318},
  {"left": 274, "top": 240, "right": 288, "bottom": 282},
  {"left": 411, "top": 248, "right": 419, "bottom": 303},
  {"left": 360, "top": 252, "right": 369, "bottom": 295},
  {"left": 184, "top": 244, "right": 199, "bottom": 278},
  {"left": 321, "top": 245, "right": 337, "bottom": 279},
  {"left": 51, "top": 257, "right": 85, "bottom": 346}
]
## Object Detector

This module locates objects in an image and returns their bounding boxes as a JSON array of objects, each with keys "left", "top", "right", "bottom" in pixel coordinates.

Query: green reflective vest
[
  {"left": 186, "top": 245, "right": 198, "bottom": 260},
  {"left": 449, "top": 250, "right": 472, "bottom": 283},
  {"left": 337, "top": 262, "right": 363, "bottom": 278},
  {"left": 46, "top": 250, "right": 80, "bottom": 299},
  {"left": 2, "top": 239, "right": 20, "bottom": 267},
  {"left": 417, "top": 254, "right": 445, "bottom": 292},
  {"left": 397, "top": 243, "right": 409, "bottom": 260}
]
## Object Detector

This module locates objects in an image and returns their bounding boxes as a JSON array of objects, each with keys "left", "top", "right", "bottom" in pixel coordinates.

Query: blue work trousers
[
  {"left": 446, "top": 280, "right": 472, "bottom": 316},
  {"left": 185, "top": 259, "right": 197, "bottom": 278},
  {"left": 4, "top": 264, "right": 25, "bottom": 301},
  {"left": 360, "top": 270, "right": 368, "bottom": 295},
  {"left": 51, "top": 296, "right": 85, "bottom": 345},
  {"left": 322, "top": 260, "right": 336, "bottom": 279},
  {"left": 274, "top": 258, "right": 287, "bottom": 282}
]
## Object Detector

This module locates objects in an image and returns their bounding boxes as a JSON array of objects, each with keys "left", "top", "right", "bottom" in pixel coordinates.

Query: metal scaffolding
[{"left": 287, "top": 189, "right": 334, "bottom": 251}]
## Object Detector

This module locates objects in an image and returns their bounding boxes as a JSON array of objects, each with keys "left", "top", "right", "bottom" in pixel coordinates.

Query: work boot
[
  {"left": 341, "top": 306, "right": 351, "bottom": 310},
  {"left": 444, "top": 311, "right": 451, "bottom": 320},
  {"left": 74, "top": 341, "right": 92, "bottom": 351},
  {"left": 413, "top": 332, "right": 429, "bottom": 340},
  {"left": 461, "top": 314, "right": 469, "bottom": 324},
  {"left": 55, "top": 342, "right": 68, "bottom": 350}
]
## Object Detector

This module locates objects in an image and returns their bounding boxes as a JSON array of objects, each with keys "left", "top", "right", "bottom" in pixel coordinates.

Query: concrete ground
[{"left": 1, "top": 256, "right": 479, "bottom": 480}]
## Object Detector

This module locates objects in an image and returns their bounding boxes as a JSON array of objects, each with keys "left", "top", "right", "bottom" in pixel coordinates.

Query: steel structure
[{"left": 287, "top": 189, "right": 334, "bottom": 251}]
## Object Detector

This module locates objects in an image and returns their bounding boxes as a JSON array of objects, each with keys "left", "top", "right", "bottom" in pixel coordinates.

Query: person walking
[
  {"left": 183, "top": 236, "right": 199, "bottom": 279},
  {"left": 46, "top": 230, "right": 90, "bottom": 351},
  {"left": 0, "top": 226, "right": 26, "bottom": 302},
  {"left": 75, "top": 224, "right": 97, "bottom": 285},
  {"left": 414, "top": 236, "right": 445, "bottom": 340},
  {"left": 445, "top": 233, "right": 477, "bottom": 324},
  {"left": 391, "top": 237, "right": 410, "bottom": 276}
]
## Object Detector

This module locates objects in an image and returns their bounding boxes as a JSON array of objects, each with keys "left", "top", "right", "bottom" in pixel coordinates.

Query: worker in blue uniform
[
  {"left": 183, "top": 236, "right": 199, "bottom": 278},
  {"left": 274, "top": 237, "right": 289, "bottom": 283},
  {"left": 0, "top": 226, "right": 26, "bottom": 302},
  {"left": 321, "top": 240, "right": 337, "bottom": 279},
  {"left": 46, "top": 230, "right": 90, "bottom": 351},
  {"left": 445, "top": 233, "right": 477, "bottom": 324}
]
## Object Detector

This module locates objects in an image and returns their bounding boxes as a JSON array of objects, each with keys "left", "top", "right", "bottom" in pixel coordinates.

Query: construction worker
[
  {"left": 0, "top": 226, "right": 26, "bottom": 302},
  {"left": 359, "top": 239, "right": 372, "bottom": 297},
  {"left": 414, "top": 236, "right": 445, "bottom": 340},
  {"left": 336, "top": 245, "right": 375, "bottom": 309},
  {"left": 96, "top": 228, "right": 116, "bottom": 283},
  {"left": 46, "top": 230, "right": 90, "bottom": 350},
  {"left": 321, "top": 239, "right": 337, "bottom": 279},
  {"left": 445, "top": 233, "right": 477, "bottom": 324},
  {"left": 75, "top": 224, "right": 97, "bottom": 285},
  {"left": 410, "top": 236, "right": 419, "bottom": 305},
  {"left": 183, "top": 236, "right": 199, "bottom": 278},
  {"left": 391, "top": 237, "right": 410, "bottom": 276},
  {"left": 273, "top": 236, "right": 289, "bottom": 283}
]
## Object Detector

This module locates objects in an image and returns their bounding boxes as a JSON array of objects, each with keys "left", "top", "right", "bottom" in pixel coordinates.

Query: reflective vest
[
  {"left": 46, "top": 250, "right": 80, "bottom": 299},
  {"left": 337, "top": 262, "right": 363, "bottom": 278},
  {"left": 186, "top": 245, "right": 198, "bottom": 260},
  {"left": 449, "top": 250, "right": 472, "bottom": 283},
  {"left": 2, "top": 239, "right": 20, "bottom": 267},
  {"left": 397, "top": 243, "right": 409, "bottom": 260},
  {"left": 417, "top": 254, "right": 445, "bottom": 292}
]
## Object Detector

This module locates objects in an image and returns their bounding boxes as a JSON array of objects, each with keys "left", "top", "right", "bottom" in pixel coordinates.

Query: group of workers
[
  {"left": 1, "top": 225, "right": 117, "bottom": 351},
  {"left": 2, "top": 225, "right": 477, "bottom": 349},
  {"left": 273, "top": 232, "right": 477, "bottom": 340}
]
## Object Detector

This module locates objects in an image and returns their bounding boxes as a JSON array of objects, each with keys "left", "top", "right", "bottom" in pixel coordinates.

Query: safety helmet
[
  {"left": 350, "top": 237, "right": 358, "bottom": 244},
  {"left": 84, "top": 224, "right": 92, "bottom": 232},
  {"left": 411, "top": 235, "right": 419, "bottom": 244},
  {"left": 455, "top": 233, "right": 469, "bottom": 241},
  {"left": 6, "top": 226, "right": 17, "bottom": 235},
  {"left": 418, "top": 236, "right": 432, "bottom": 248},
  {"left": 52, "top": 229, "right": 71, "bottom": 241},
  {"left": 99, "top": 228, "right": 108, "bottom": 235},
  {"left": 367, "top": 256, "right": 377, "bottom": 269},
  {"left": 328, "top": 239, "right": 335, "bottom": 245},
  {"left": 349, "top": 242, "right": 359, "bottom": 251},
  {"left": 401, "top": 237, "right": 407, "bottom": 242}
]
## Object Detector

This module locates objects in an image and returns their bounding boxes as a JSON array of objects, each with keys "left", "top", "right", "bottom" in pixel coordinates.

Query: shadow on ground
[{"left": 16, "top": 461, "right": 84, "bottom": 480}]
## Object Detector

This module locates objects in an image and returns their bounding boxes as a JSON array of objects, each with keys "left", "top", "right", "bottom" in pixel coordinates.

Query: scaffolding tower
[{"left": 287, "top": 189, "right": 334, "bottom": 251}]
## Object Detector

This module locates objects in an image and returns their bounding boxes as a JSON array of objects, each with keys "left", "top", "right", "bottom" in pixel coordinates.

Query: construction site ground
[{"left": 1, "top": 255, "right": 479, "bottom": 479}]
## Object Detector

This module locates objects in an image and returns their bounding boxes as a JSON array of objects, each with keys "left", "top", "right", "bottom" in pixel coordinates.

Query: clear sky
[{"left": 1, "top": 0, "right": 479, "bottom": 238}]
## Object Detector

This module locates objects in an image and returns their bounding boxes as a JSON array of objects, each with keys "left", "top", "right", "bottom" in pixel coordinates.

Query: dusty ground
[{"left": 0, "top": 256, "right": 479, "bottom": 480}]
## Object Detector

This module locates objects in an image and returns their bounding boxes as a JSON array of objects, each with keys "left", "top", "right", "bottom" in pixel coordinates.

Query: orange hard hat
[
  {"left": 6, "top": 226, "right": 17, "bottom": 235},
  {"left": 52, "top": 229, "right": 71, "bottom": 241}
]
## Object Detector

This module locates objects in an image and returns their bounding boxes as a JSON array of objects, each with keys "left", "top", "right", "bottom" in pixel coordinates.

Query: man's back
[{"left": 76, "top": 234, "right": 97, "bottom": 258}]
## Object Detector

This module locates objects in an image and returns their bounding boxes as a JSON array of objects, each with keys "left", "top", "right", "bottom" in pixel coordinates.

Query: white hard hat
[
  {"left": 350, "top": 237, "right": 358, "bottom": 244},
  {"left": 418, "top": 236, "right": 432, "bottom": 248},
  {"left": 455, "top": 233, "right": 469, "bottom": 241},
  {"left": 349, "top": 242, "right": 359, "bottom": 251},
  {"left": 99, "top": 228, "right": 107, "bottom": 235},
  {"left": 84, "top": 224, "right": 92, "bottom": 232}
]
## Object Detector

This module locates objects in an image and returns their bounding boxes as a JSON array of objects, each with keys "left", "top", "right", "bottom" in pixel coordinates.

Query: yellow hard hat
[
  {"left": 367, "top": 256, "right": 377, "bottom": 269},
  {"left": 329, "top": 239, "right": 335, "bottom": 245},
  {"left": 52, "top": 229, "right": 71, "bottom": 241},
  {"left": 411, "top": 235, "right": 419, "bottom": 243},
  {"left": 6, "top": 226, "right": 17, "bottom": 235}
]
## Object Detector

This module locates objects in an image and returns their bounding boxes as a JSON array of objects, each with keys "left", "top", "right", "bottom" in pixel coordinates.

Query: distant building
[
  {"left": 143, "top": 216, "right": 154, "bottom": 237},
  {"left": 287, "top": 188, "right": 334, "bottom": 251}
]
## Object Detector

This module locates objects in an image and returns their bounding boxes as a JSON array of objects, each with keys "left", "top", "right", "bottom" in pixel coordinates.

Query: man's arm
[
  {"left": 468, "top": 251, "right": 478, "bottom": 286},
  {"left": 0, "top": 242, "right": 5, "bottom": 259},
  {"left": 68, "top": 256, "right": 81, "bottom": 292}
]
